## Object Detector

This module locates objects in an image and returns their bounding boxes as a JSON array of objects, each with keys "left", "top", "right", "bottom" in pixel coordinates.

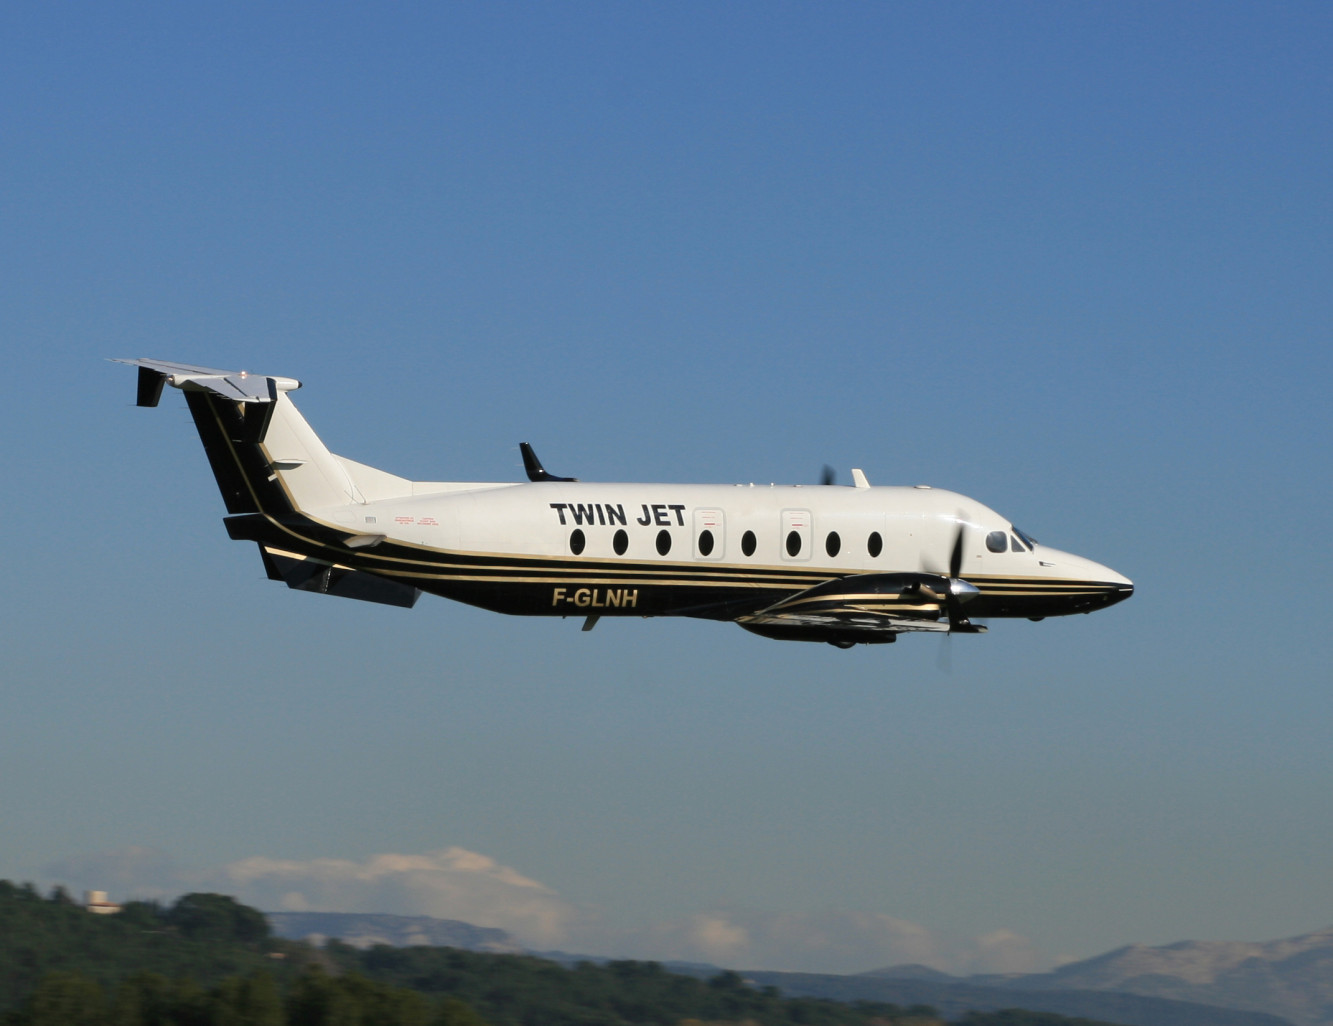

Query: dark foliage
[
  {"left": 0, "top": 881, "right": 1131, "bottom": 1026},
  {"left": 329, "top": 943, "right": 930, "bottom": 1025},
  {"left": 165, "top": 893, "right": 270, "bottom": 946},
  {"left": 957, "top": 1013, "right": 1122, "bottom": 1026},
  {"left": 0, "top": 881, "right": 281, "bottom": 1011}
]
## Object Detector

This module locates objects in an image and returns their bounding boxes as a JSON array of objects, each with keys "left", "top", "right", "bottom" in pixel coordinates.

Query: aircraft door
[
  {"left": 694, "top": 508, "right": 725, "bottom": 560},
  {"left": 780, "top": 508, "right": 812, "bottom": 561}
]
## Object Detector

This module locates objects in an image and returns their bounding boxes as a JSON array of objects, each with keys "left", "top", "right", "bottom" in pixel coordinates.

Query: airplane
[{"left": 116, "top": 359, "right": 1133, "bottom": 648}]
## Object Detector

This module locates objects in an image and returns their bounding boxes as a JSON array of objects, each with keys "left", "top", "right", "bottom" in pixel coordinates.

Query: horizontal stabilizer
[
  {"left": 260, "top": 546, "right": 421, "bottom": 609},
  {"left": 113, "top": 359, "right": 301, "bottom": 404},
  {"left": 117, "top": 357, "right": 316, "bottom": 456}
]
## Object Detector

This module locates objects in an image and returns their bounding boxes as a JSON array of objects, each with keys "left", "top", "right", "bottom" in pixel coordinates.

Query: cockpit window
[
  {"left": 1013, "top": 526, "right": 1038, "bottom": 548},
  {"left": 1010, "top": 533, "right": 1027, "bottom": 552},
  {"left": 986, "top": 530, "right": 1008, "bottom": 553}
]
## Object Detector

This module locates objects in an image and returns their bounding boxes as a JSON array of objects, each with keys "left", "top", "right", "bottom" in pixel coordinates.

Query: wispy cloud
[
  {"left": 40, "top": 845, "right": 1045, "bottom": 975},
  {"left": 583, "top": 908, "right": 1044, "bottom": 975},
  {"left": 219, "top": 848, "right": 576, "bottom": 948}
]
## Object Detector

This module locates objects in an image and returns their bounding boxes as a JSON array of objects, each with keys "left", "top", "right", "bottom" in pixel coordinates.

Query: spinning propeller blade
[
  {"left": 921, "top": 516, "right": 985, "bottom": 635},
  {"left": 942, "top": 519, "right": 984, "bottom": 634}
]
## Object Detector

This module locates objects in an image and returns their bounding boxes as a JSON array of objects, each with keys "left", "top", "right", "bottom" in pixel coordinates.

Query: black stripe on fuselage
[
  {"left": 224, "top": 511, "right": 1129, "bottom": 621},
  {"left": 226, "top": 513, "right": 818, "bottom": 618}
]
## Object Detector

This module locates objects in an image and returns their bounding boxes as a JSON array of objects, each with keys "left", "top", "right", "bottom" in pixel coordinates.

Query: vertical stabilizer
[
  {"left": 116, "top": 359, "right": 373, "bottom": 516},
  {"left": 260, "top": 394, "right": 369, "bottom": 511}
]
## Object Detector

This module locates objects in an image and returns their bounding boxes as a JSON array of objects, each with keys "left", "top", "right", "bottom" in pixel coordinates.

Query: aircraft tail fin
[{"left": 116, "top": 359, "right": 400, "bottom": 515}]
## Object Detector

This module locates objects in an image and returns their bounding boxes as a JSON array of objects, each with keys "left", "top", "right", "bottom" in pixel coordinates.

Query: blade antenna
[{"left": 519, "top": 442, "right": 577, "bottom": 483}]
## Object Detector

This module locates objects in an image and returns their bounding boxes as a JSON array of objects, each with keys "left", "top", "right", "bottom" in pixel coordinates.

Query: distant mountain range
[
  {"left": 991, "top": 927, "right": 1333, "bottom": 1026},
  {"left": 744, "top": 969, "right": 1291, "bottom": 1026},
  {"left": 266, "top": 913, "right": 1333, "bottom": 1026},
  {"left": 266, "top": 911, "right": 521, "bottom": 953}
]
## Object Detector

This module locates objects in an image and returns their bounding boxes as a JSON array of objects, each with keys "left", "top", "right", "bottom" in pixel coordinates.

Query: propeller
[
  {"left": 943, "top": 521, "right": 984, "bottom": 633},
  {"left": 948, "top": 520, "right": 964, "bottom": 578},
  {"left": 922, "top": 519, "right": 980, "bottom": 673},
  {"left": 921, "top": 516, "right": 984, "bottom": 635}
]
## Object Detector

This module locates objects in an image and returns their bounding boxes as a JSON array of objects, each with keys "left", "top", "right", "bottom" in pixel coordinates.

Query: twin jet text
[{"left": 549, "top": 502, "right": 686, "bottom": 527}]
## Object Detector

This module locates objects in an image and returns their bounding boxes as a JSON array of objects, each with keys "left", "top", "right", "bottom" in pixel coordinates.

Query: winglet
[
  {"left": 135, "top": 365, "right": 167, "bottom": 407},
  {"left": 519, "top": 442, "right": 577, "bottom": 482}
]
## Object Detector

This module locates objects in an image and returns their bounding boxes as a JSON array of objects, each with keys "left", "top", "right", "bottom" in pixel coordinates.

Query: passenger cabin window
[
  {"left": 986, "top": 530, "right": 1008, "bottom": 553},
  {"left": 741, "top": 530, "right": 757, "bottom": 557},
  {"left": 780, "top": 509, "right": 811, "bottom": 562},
  {"left": 867, "top": 531, "right": 883, "bottom": 557},
  {"left": 656, "top": 529, "right": 672, "bottom": 556},
  {"left": 613, "top": 528, "right": 629, "bottom": 555},
  {"left": 570, "top": 529, "right": 586, "bottom": 555},
  {"left": 825, "top": 531, "right": 841, "bottom": 557},
  {"left": 694, "top": 508, "right": 724, "bottom": 560}
]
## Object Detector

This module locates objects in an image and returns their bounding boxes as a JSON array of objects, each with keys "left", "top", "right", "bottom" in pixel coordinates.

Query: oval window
[
  {"left": 986, "top": 530, "right": 1008, "bottom": 553},
  {"left": 741, "top": 530, "right": 757, "bottom": 557},
  {"left": 656, "top": 529, "right": 672, "bottom": 556},
  {"left": 570, "top": 529, "right": 586, "bottom": 555},
  {"left": 867, "top": 531, "right": 883, "bottom": 557},
  {"left": 698, "top": 529, "right": 714, "bottom": 556},
  {"left": 786, "top": 530, "right": 802, "bottom": 557},
  {"left": 825, "top": 531, "right": 841, "bottom": 557},
  {"left": 613, "top": 528, "right": 628, "bottom": 555}
]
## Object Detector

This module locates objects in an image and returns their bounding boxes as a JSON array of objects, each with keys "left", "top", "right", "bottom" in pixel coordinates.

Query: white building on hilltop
[{"left": 85, "top": 890, "right": 122, "bottom": 915}]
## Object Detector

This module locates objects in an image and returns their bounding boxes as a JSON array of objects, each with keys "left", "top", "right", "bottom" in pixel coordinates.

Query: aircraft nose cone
[
  {"left": 1106, "top": 579, "right": 1134, "bottom": 607},
  {"left": 1100, "top": 564, "right": 1134, "bottom": 600},
  {"left": 1040, "top": 548, "right": 1133, "bottom": 608}
]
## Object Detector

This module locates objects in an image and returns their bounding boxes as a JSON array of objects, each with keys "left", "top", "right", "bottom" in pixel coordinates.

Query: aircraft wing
[
  {"left": 735, "top": 571, "right": 982, "bottom": 646},
  {"left": 738, "top": 607, "right": 950, "bottom": 635}
]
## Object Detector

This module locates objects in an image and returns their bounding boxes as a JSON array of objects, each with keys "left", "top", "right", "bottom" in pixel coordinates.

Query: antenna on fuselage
[{"left": 519, "top": 442, "right": 577, "bottom": 483}]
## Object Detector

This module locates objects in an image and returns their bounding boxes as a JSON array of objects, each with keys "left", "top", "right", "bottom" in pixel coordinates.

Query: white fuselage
[
  {"left": 121, "top": 361, "right": 1134, "bottom": 644},
  {"left": 297, "top": 477, "right": 1129, "bottom": 621}
]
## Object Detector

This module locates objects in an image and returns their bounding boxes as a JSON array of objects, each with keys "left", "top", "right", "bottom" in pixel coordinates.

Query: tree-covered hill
[
  {"left": 0, "top": 881, "right": 1132, "bottom": 1026},
  {"left": 0, "top": 882, "right": 280, "bottom": 1005}
]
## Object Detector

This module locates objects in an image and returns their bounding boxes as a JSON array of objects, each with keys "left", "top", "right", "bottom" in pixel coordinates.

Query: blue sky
[{"left": 2, "top": 2, "right": 1331, "bottom": 974}]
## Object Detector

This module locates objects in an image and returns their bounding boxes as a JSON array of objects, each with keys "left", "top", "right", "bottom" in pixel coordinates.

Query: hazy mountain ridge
[
  {"left": 265, "top": 910, "right": 1303, "bottom": 1026},
  {"left": 996, "top": 928, "right": 1333, "bottom": 1026},
  {"left": 266, "top": 911, "right": 521, "bottom": 953},
  {"left": 263, "top": 910, "right": 1333, "bottom": 1026},
  {"left": 745, "top": 970, "right": 1292, "bottom": 1026},
  {"left": 859, "top": 964, "right": 960, "bottom": 983}
]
